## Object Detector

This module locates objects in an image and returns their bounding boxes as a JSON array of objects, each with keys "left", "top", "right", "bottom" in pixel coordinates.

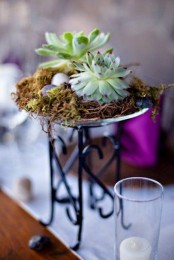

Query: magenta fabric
[{"left": 120, "top": 109, "right": 161, "bottom": 167}]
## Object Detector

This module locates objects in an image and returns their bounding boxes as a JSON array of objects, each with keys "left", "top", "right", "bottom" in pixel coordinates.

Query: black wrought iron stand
[{"left": 40, "top": 122, "right": 123, "bottom": 250}]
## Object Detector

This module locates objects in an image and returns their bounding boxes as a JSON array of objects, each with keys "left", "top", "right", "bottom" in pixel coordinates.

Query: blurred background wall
[{"left": 0, "top": 0, "right": 174, "bottom": 133}]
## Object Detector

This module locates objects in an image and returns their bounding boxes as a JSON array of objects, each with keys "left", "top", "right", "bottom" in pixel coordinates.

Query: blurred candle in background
[{"left": 0, "top": 63, "right": 22, "bottom": 110}]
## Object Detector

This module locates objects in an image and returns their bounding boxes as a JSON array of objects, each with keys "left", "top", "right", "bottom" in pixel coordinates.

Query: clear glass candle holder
[{"left": 114, "top": 177, "right": 164, "bottom": 260}]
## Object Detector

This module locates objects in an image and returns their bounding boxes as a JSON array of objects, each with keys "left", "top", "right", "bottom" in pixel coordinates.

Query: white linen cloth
[{"left": 1, "top": 132, "right": 174, "bottom": 260}]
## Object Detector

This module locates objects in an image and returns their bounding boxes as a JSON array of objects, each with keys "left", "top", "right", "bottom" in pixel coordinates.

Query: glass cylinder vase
[{"left": 114, "top": 177, "right": 164, "bottom": 260}]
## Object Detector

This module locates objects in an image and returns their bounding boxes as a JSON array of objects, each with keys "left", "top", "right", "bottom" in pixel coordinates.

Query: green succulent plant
[
  {"left": 36, "top": 28, "right": 110, "bottom": 68},
  {"left": 69, "top": 51, "right": 131, "bottom": 103}
]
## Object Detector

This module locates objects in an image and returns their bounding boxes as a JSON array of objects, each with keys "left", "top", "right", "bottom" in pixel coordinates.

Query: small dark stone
[
  {"left": 28, "top": 235, "right": 51, "bottom": 251},
  {"left": 136, "top": 97, "right": 153, "bottom": 109}
]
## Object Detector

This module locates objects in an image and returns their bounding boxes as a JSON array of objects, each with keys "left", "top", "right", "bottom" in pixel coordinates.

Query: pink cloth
[{"left": 121, "top": 109, "right": 161, "bottom": 167}]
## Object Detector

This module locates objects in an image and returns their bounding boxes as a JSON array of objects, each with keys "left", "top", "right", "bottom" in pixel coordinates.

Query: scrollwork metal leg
[
  {"left": 71, "top": 127, "right": 84, "bottom": 250},
  {"left": 40, "top": 123, "right": 128, "bottom": 250},
  {"left": 40, "top": 133, "right": 84, "bottom": 250},
  {"left": 40, "top": 137, "right": 56, "bottom": 226}
]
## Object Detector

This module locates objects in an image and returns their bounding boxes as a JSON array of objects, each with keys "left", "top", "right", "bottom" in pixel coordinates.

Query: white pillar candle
[{"left": 120, "top": 237, "right": 152, "bottom": 260}]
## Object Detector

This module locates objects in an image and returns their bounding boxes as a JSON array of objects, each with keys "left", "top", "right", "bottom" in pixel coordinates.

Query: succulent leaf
[
  {"left": 36, "top": 48, "right": 56, "bottom": 56},
  {"left": 42, "top": 44, "right": 64, "bottom": 52},
  {"left": 70, "top": 51, "right": 131, "bottom": 103},
  {"left": 72, "top": 36, "right": 88, "bottom": 55},
  {"left": 39, "top": 59, "right": 67, "bottom": 69},
  {"left": 63, "top": 32, "right": 73, "bottom": 43},
  {"left": 88, "top": 28, "right": 100, "bottom": 42},
  {"left": 45, "top": 32, "right": 61, "bottom": 46}
]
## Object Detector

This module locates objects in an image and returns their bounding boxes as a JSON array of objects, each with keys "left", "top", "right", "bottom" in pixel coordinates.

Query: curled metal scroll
[
  {"left": 82, "top": 145, "right": 114, "bottom": 218},
  {"left": 52, "top": 137, "right": 80, "bottom": 226}
]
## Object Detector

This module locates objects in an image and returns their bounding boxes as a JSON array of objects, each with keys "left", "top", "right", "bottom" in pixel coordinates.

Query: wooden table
[{"left": 0, "top": 190, "right": 80, "bottom": 260}]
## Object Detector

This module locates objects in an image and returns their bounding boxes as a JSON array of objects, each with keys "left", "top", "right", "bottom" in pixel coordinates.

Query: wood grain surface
[{"left": 0, "top": 191, "right": 80, "bottom": 260}]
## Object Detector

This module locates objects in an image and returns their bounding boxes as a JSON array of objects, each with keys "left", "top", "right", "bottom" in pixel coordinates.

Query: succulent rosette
[
  {"left": 35, "top": 28, "right": 110, "bottom": 69},
  {"left": 70, "top": 51, "right": 131, "bottom": 103}
]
